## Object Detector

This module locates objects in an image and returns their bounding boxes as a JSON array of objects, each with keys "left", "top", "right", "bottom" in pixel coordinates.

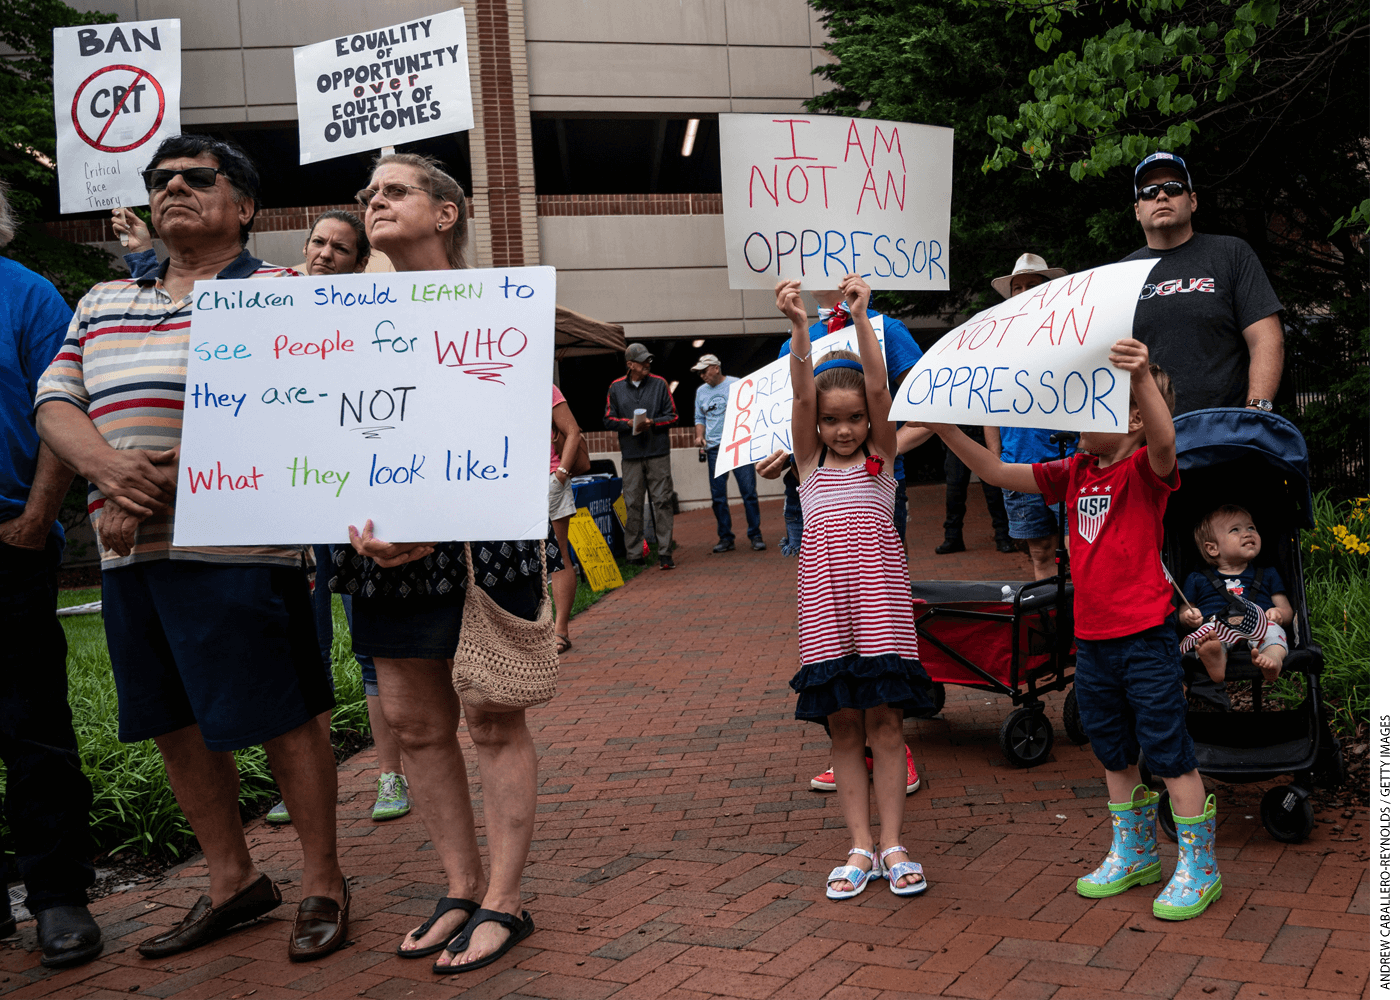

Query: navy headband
[{"left": 814, "top": 358, "right": 864, "bottom": 376}]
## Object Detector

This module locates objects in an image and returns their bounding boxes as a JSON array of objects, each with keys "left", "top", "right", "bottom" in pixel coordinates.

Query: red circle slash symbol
[{"left": 71, "top": 64, "right": 165, "bottom": 153}]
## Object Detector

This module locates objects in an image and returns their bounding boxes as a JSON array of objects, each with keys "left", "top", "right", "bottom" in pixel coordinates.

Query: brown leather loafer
[
  {"left": 138, "top": 874, "right": 281, "bottom": 959},
  {"left": 289, "top": 877, "right": 349, "bottom": 962}
]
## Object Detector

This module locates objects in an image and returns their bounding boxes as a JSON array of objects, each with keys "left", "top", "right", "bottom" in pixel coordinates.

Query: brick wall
[
  {"left": 581, "top": 428, "right": 697, "bottom": 455},
  {"left": 537, "top": 193, "right": 724, "bottom": 217}
]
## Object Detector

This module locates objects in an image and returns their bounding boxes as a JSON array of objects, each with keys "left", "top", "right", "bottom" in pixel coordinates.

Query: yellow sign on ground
[
  {"left": 613, "top": 495, "right": 627, "bottom": 526},
  {"left": 570, "top": 509, "right": 625, "bottom": 592}
]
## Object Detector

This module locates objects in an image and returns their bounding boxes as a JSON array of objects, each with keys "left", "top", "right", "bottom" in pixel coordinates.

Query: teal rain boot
[
  {"left": 1153, "top": 794, "right": 1223, "bottom": 920},
  {"left": 1076, "top": 784, "right": 1162, "bottom": 898}
]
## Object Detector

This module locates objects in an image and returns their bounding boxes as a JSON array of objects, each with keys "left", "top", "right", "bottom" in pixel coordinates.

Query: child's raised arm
[
  {"left": 1109, "top": 338, "right": 1176, "bottom": 479},
  {"left": 920, "top": 423, "right": 1040, "bottom": 494},
  {"left": 839, "top": 274, "right": 896, "bottom": 463},
  {"left": 776, "top": 279, "right": 820, "bottom": 470}
]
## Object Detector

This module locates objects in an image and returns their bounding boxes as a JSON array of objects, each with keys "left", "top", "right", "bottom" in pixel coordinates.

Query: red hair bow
[{"left": 864, "top": 453, "right": 885, "bottom": 476}]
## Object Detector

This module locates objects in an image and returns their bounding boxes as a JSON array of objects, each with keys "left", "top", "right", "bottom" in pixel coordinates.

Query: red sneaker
[
  {"left": 810, "top": 755, "right": 873, "bottom": 791},
  {"left": 904, "top": 744, "right": 920, "bottom": 794}
]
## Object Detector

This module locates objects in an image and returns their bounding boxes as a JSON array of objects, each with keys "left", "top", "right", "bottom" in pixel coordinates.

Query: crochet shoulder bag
[{"left": 451, "top": 542, "right": 558, "bottom": 711}]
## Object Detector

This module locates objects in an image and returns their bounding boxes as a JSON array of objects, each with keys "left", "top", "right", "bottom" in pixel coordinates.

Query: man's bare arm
[
  {"left": 37, "top": 402, "right": 176, "bottom": 516},
  {"left": 0, "top": 444, "right": 75, "bottom": 550},
  {"left": 1242, "top": 313, "right": 1284, "bottom": 404}
]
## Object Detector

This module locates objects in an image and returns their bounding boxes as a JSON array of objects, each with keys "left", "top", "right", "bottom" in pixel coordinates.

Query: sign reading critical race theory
[
  {"left": 713, "top": 318, "right": 885, "bottom": 476},
  {"left": 887, "top": 259, "right": 1159, "bottom": 432},
  {"left": 172, "top": 268, "right": 556, "bottom": 546},
  {"left": 52, "top": 19, "right": 181, "bottom": 215},
  {"left": 719, "top": 114, "right": 953, "bottom": 290},
  {"left": 294, "top": 8, "right": 473, "bottom": 164}
]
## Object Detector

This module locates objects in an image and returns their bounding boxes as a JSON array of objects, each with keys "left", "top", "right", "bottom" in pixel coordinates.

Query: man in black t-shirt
[{"left": 1121, "top": 152, "right": 1284, "bottom": 416}]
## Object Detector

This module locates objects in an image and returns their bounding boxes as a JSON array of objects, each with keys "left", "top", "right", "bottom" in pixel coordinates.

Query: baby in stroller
[{"left": 1179, "top": 505, "right": 1293, "bottom": 683}]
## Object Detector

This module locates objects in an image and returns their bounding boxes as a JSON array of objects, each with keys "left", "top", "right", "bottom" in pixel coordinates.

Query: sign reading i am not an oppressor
[
  {"left": 294, "top": 8, "right": 473, "bottom": 164},
  {"left": 52, "top": 19, "right": 182, "bottom": 214},
  {"left": 719, "top": 114, "right": 953, "bottom": 290},
  {"left": 713, "top": 318, "right": 885, "bottom": 476},
  {"left": 173, "top": 268, "right": 555, "bottom": 546},
  {"left": 888, "top": 260, "right": 1159, "bottom": 432}
]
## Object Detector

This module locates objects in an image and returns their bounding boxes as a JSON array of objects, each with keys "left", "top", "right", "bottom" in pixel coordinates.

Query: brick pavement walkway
[{"left": 3, "top": 484, "right": 1369, "bottom": 999}]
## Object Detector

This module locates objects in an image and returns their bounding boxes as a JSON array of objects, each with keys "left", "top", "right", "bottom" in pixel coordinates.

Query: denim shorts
[
  {"left": 1002, "top": 489, "right": 1061, "bottom": 541},
  {"left": 103, "top": 560, "right": 333, "bottom": 752},
  {"left": 1074, "top": 618, "right": 1199, "bottom": 777}
]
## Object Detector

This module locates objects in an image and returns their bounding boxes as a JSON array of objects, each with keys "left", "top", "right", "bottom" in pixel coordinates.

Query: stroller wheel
[
  {"left": 999, "top": 708, "right": 1054, "bottom": 768},
  {"left": 1260, "top": 785, "right": 1314, "bottom": 843},
  {"left": 1062, "top": 687, "right": 1089, "bottom": 746}
]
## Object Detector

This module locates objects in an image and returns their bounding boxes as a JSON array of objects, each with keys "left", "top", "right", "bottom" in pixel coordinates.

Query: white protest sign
[
  {"left": 294, "top": 9, "right": 473, "bottom": 164},
  {"left": 714, "top": 317, "right": 884, "bottom": 476},
  {"left": 172, "top": 267, "right": 555, "bottom": 545},
  {"left": 719, "top": 114, "right": 952, "bottom": 291},
  {"left": 52, "top": 19, "right": 181, "bottom": 214},
  {"left": 887, "top": 260, "right": 1158, "bottom": 432}
]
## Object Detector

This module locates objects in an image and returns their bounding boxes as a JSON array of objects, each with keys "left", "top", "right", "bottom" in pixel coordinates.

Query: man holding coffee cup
[{"left": 603, "top": 343, "right": 678, "bottom": 569}]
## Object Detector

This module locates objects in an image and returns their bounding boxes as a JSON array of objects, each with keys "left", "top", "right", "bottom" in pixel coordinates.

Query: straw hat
[{"left": 991, "top": 253, "right": 1068, "bottom": 300}]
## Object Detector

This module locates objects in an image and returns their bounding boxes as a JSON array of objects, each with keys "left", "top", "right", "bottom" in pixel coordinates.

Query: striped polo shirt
[{"left": 35, "top": 250, "right": 304, "bottom": 570}]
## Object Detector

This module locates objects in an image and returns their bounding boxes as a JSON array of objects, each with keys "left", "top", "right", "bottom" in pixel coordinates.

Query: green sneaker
[
  {"left": 266, "top": 799, "right": 292, "bottom": 824},
  {"left": 372, "top": 771, "right": 412, "bottom": 821}
]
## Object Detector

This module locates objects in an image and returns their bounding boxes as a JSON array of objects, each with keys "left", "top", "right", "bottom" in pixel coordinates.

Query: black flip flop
[
  {"left": 432, "top": 907, "right": 534, "bottom": 974},
  {"left": 397, "top": 896, "right": 478, "bottom": 958}
]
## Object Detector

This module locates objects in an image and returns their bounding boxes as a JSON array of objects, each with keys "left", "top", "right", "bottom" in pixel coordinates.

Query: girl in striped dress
[{"left": 775, "top": 274, "right": 935, "bottom": 901}]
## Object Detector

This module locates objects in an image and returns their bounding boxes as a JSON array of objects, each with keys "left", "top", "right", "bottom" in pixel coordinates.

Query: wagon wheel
[
  {"left": 928, "top": 682, "right": 946, "bottom": 717},
  {"left": 1062, "top": 686, "right": 1089, "bottom": 745},
  {"left": 1260, "top": 785, "right": 1314, "bottom": 844},
  {"left": 998, "top": 707, "right": 1054, "bottom": 768}
]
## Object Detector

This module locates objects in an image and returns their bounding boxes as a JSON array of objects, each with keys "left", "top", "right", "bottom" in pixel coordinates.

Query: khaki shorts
[{"left": 549, "top": 471, "right": 577, "bottom": 522}]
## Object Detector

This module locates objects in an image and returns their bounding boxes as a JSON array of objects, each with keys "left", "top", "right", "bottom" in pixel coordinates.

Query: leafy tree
[
  {"left": 808, "top": 0, "right": 1368, "bottom": 492},
  {"left": 1, "top": 0, "right": 123, "bottom": 304}
]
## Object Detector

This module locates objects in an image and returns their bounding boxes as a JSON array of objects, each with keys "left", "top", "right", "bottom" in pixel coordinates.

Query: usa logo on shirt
[{"left": 1077, "top": 489, "right": 1112, "bottom": 543}]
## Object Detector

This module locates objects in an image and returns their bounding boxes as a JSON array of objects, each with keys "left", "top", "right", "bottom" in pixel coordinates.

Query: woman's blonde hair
[
  {"left": 371, "top": 152, "right": 470, "bottom": 269},
  {"left": 813, "top": 350, "right": 866, "bottom": 396}
]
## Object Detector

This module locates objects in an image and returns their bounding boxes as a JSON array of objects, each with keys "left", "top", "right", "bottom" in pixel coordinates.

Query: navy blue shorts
[
  {"left": 351, "top": 578, "right": 539, "bottom": 660},
  {"left": 1074, "top": 619, "right": 1199, "bottom": 777},
  {"left": 1002, "top": 489, "right": 1061, "bottom": 541},
  {"left": 103, "top": 560, "right": 333, "bottom": 752}
]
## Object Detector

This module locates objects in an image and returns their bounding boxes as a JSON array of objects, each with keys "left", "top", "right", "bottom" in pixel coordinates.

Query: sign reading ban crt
[{"left": 173, "top": 268, "right": 556, "bottom": 547}]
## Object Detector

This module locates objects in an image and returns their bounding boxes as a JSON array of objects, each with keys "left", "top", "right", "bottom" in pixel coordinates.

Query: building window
[{"left": 532, "top": 116, "right": 720, "bottom": 195}]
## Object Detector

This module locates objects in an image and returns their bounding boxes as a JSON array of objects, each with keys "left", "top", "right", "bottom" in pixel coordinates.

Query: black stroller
[{"left": 1141, "top": 408, "right": 1344, "bottom": 843}]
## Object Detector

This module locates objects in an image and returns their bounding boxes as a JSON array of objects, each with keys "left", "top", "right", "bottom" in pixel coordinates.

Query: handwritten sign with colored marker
[
  {"left": 713, "top": 318, "right": 884, "bottom": 476},
  {"left": 719, "top": 113, "right": 953, "bottom": 290},
  {"left": 887, "top": 260, "right": 1157, "bottom": 432},
  {"left": 173, "top": 267, "right": 556, "bottom": 545}
]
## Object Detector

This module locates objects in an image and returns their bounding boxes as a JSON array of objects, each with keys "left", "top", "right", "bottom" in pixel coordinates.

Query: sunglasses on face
[
  {"left": 142, "top": 166, "right": 223, "bottom": 192},
  {"left": 1136, "top": 180, "right": 1188, "bottom": 201},
  {"left": 354, "top": 182, "right": 434, "bottom": 207}
]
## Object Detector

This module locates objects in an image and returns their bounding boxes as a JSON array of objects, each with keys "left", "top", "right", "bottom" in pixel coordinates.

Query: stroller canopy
[{"left": 1172, "top": 408, "right": 1313, "bottom": 528}]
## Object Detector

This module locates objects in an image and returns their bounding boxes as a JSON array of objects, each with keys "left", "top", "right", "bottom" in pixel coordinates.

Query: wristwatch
[{"left": 1246, "top": 398, "right": 1274, "bottom": 412}]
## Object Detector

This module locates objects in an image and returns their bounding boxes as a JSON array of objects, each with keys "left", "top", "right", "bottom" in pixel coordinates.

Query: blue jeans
[
  {"left": 781, "top": 467, "right": 907, "bottom": 556},
  {"left": 707, "top": 446, "right": 761, "bottom": 543}
]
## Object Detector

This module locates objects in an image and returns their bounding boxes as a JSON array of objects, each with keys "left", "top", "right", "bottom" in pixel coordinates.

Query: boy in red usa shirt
[{"left": 920, "top": 339, "right": 1220, "bottom": 922}]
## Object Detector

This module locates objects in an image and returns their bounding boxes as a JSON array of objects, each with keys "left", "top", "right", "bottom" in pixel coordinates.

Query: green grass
[{"left": 1, "top": 588, "right": 372, "bottom": 861}]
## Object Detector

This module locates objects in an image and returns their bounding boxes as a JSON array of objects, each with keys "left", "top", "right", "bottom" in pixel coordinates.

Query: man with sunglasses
[
  {"left": 1121, "top": 152, "right": 1284, "bottom": 418},
  {"left": 35, "top": 135, "right": 348, "bottom": 963}
]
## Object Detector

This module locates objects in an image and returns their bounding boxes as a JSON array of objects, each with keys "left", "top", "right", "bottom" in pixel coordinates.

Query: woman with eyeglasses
[
  {"left": 110, "top": 206, "right": 415, "bottom": 827},
  {"left": 324, "top": 153, "right": 540, "bottom": 975}
]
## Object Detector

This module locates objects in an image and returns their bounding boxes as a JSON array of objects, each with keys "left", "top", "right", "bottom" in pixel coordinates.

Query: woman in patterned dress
[
  {"left": 328, "top": 153, "right": 538, "bottom": 973},
  {"left": 775, "top": 274, "right": 935, "bottom": 900}
]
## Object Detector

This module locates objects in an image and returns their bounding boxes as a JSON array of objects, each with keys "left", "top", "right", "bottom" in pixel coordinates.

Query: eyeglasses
[
  {"left": 354, "top": 182, "right": 434, "bottom": 207},
  {"left": 1136, "top": 180, "right": 1188, "bottom": 201},
  {"left": 142, "top": 167, "right": 222, "bottom": 192}
]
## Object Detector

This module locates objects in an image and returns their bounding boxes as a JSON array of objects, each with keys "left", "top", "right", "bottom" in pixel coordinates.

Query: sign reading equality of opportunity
[
  {"left": 719, "top": 114, "right": 953, "bottom": 291},
  {"left": 52, "top": 19, "right": 182, "bottom": 214},
  {"left": 172, "top": 268, "right": 556, "bottom": 546},
  {"left": 887, "top": 260, "right": 1159, "bottom": 432},
  {"left": 713, "top": 318, "right": 885, "bottom": 476},
  {"left": 294, "top": 8, "right": 473, "bottom": 164}
]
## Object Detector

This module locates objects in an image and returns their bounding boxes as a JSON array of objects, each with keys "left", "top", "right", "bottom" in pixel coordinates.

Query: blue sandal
[
  {"left": 432, "top": 907, "right": 534, "bottom": 974},
  {"left": 397, "top": 897, "right": 477, "bottom": 958},
  {"left": 826, "top": 848, "right": 882, "bottom": 900},
  {"left": 881, "top": 845, "right": 928, "bottom": 897}
]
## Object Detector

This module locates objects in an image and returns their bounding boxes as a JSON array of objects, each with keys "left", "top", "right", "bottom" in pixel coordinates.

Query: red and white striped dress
[{"left": 791, "top": 459, "right": 929, "bottom": 720}]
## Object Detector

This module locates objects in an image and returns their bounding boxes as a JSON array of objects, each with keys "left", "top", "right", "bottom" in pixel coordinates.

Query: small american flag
[{"left": 1179, "top": 601, "right": 1269, "bottom": 653}]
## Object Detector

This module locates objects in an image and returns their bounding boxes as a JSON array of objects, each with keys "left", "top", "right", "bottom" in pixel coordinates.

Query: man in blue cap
[{"left": 1121, "top": 152, "right": 1284, "bottom": 417}]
